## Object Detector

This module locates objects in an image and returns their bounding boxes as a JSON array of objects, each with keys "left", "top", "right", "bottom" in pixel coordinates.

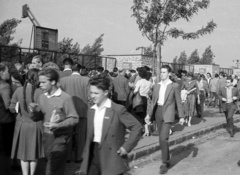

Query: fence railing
[{"left": 0, "top": 45, "right": 116, "bottom": 70}]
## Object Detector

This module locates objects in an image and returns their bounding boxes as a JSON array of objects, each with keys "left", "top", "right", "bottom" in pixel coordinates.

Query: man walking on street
[
  {"left": 208, "top": 73, "right": 219, "bottom": 108},
  {"left": 146, "top": 65, "right": 184, "bottom": 174},
  {"left": 218, "top": 76, "right": 239, "bottom": 137}
]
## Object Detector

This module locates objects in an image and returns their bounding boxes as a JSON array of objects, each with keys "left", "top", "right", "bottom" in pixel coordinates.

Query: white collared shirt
[
  {"left": 71, "top": 72, "right": 81, "bottom": 76},
  {"left": 134, "top": 79, "right": 152, "bottom": 97},
  {"left": 157, "top": 79, "right": 172, "bottom": 106},
  {"left": 91, "top": 98, "right": 111, "bottom": 143},
  {"left": 44, "top": 88, "right": 62, "bottom": 98},
  {"left": 63, "top": 68, "right": 72, "bottom": 71}
]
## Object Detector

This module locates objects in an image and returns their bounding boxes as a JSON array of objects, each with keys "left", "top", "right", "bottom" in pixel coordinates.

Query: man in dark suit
[
  {"left": 112, "top": 69, "right": 130, "bottom": 106},
  {"left": 218, "top": 72, "right": 227, "bottom": 113},
  {"left": 60, "top": 64, "right": 89, "bottom": 162},
  {"left": 59, "top": 58, "right": 73, "bottom": 78},
  {"left": 146, "top": 65, "right": 184, "bottom": 174},
  {"left": 79, "top": 77, "right": 142, "bottom": 175},
  {"left": 218, "top": 76, "right": 239, "bottom": 137}
]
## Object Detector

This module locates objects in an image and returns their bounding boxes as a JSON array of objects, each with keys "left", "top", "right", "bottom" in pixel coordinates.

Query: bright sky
[{"left": 1, "top": 0, "right": 240, "bottom": 68}]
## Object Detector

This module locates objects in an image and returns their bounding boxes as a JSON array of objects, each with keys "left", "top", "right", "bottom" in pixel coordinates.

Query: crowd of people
[{"left": 0, "top": 55, "right": 240, "bottom": 175}]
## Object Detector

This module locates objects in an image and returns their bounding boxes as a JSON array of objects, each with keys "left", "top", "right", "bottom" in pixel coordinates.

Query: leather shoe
[
  {"left": 159, "top": 163, "right": 170, "bottom": 174},
  {"left": 230, "top": 129, "right": 234, "bottom": 137}
]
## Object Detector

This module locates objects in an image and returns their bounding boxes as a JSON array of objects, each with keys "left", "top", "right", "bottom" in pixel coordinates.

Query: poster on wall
[{"left": 122, "top": 62, "right": 132, "bottom": 69}]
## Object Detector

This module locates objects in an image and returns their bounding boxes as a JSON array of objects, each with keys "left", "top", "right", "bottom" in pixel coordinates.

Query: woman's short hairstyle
[
  {"left": 89, "top": 77, "right": 110, "bottom": 91},
  {"left": 138, "top": 69, "right": 148, "bottom": 79},
  {"left": 38, "top": 68, "right": 59, "bottom": 83}
]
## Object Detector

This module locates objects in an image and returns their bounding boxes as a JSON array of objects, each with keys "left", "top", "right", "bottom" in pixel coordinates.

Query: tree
[
  {"left": 173, "top": 56, "right": 178, "bottom": 63},
  {"left": 132, "top": 0, "right": 217, "bottom": 80},
  {"left": 199, "top": 45, "right": 214, "bottom": 64},
  {"left": 188, "top": 49, "right": 200, "bottom": 64},
  {"left": 81, "top": 34, "right": 104, "bottom": 55},
  {"left": 0, "top": 18, "right": 21, "bottom": 45},
  {"left": 58, "top": 38, "right": 80, "bottom": 54},
  {"left": 178, "top": 51, "right": 188, "bottom": 64}
]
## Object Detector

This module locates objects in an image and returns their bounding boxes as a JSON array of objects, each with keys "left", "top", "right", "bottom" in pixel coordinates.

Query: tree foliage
[
  {"left": 178, "top": 51, "right": 188, "bottom": 64},
  {"left": 199, "top": 45, "right": 214, "bottom": 64},
  {"left": 188, "top": 49, "right": 200, "bottom": 64},
  {"left": 81, "top": 34, "right": 104, "bottom": 55},
  {"left": 0, "top": 18, "right": 21, "bottom": 45},
  {"left": 132, "top": 0, "right": 217, "bottom": 78},
  {"left": 173, "top": 56, "right": 178, "bottom": 63},
  {"left": 58, "top": 37, "right": 80, "bottom": 54}
]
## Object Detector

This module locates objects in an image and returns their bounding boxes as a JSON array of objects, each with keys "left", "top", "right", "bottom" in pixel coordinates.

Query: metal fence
[{"left": 0, "top": 45, "right": 116, "bottom": 70}]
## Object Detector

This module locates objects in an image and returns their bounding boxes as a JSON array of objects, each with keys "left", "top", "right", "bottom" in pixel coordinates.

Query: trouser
[
  {"left": 196, "top": 91, "right": 205, "bottom": 118},
  {"left": 224, "top": 103, "right": 236, "bottom": 131},
  {"left": 208, "top": 92, "right": 218, "bottom": 107},
  {"left": 155, "top": 106, "right": 172, "bottom": 164},
  {"left": 43, "top": 133, "right": 71, "bottom": 175}
]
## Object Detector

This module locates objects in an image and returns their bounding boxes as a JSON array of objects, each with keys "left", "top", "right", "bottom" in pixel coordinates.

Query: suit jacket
[
  {"left": 59, "top": 69, "right": 72, "bottom": 78},
  {"left": 148, "top": 82, "right": 184, "bottom": 123},
  {"left": 60, "top": 74, "right": 89, "bottom": 105},
  {"left": 218, "top": 86, "right": 239, "bottom": 111},
  {"left": 112, "top": 74, "right": 130, "bottom": 101},
  {"left": 80, "top": 102, "right": 142, "bottom": 175},
  {"left": 218, "top": 78, "right": 226, "bottom": 92}
]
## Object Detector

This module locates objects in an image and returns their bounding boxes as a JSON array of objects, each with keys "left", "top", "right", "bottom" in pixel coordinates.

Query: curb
[{"left": 128, "top": 117, "right": 240, "bottom": 162}]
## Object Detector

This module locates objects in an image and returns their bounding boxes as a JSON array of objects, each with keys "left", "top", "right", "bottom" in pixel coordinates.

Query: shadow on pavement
[{"left": 170, "top": 143, "right": 198, "bottom": 169}]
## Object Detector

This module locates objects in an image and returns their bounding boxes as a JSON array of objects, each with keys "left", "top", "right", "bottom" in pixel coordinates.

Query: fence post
[{"left": 0, "top": 46, "right": 2, "bottom": 62}]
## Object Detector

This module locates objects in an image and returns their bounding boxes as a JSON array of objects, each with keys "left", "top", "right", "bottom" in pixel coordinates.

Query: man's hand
[
  {"left": 179, "top": 118, "right": 185, "bottom": 125},
  {"left": 222, "top": 98, "right": 227, "bottom": 102},
  {"left": 43, "top": 122, "right": 59, "bottom": 131},
  {"left": 233, "top": 96, "right": 238, "bottom": 100},
  {"left": 117, "top": 147, "right": 128, "bottom": 157},
  {"left": 28, "top": 103, "right": 38, "bottom": 112},
  {"left": 145, "top": 115, "right": 151, "bottom": 125}
]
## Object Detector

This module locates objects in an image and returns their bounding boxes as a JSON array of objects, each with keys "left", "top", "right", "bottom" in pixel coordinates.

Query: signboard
[
  {"left": 122, "top": 62, "right": 132, "bottom": 69},
  {"left": 233, "top": 69, "right": 240, "bottom": 77},
  {"left": 34, "top": 26, "right": 58, "bottom": 50},
  {"left": 199, "top": 68, "right": 206, "bottom": 74}
]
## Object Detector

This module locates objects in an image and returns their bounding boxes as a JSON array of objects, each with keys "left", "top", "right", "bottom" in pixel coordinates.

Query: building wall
[
  {"left": 107, "top": 55, "right": 142, "bottom": 70},
  {"left": 193, "top": 64, "right": 220, "bottom": 76}
]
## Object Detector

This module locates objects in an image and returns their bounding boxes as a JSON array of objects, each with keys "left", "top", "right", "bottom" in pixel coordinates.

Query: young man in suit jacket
[
  {"left": 218, "top": 76, "right": 239, "bottom": 137},
  {"left": 79, "top": 77, "right": 142, "bottom": 175},
  {"left": 146, "top": 65, "right": 185, "bottom": 174}
]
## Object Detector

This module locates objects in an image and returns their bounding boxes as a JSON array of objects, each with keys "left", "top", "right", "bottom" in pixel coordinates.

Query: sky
[{"left": 1, "top": 0, "right": 240, "bottom": 68}]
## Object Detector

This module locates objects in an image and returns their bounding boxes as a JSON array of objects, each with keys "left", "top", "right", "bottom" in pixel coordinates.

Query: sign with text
[{"left": 34, "top": 26, "right": 58, "bottom": 50}]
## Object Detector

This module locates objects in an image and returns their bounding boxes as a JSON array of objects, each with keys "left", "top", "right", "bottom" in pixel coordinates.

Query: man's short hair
[
  {"left": 62, "top": 58, "right": 73, "bottom": 65},
  {"left": 39, "top": 68, "right": 59, "bottom": 84},
  {"left": 215, "top": 73, "right": 219, "bottom": 78},
  {"left": 207, "top": 72, "right": 212, "bottom": 77},
  {"left": 161, "top": 65, "right": 172, "bottom": 73},
  {"left": 97, "top": 66, "right": 104, "bottom": 73},
  {"left": 72, "top": 63, "right": 82, "bottom": 72},
  {"left": 89, "top": 77, "right": 110, "bottom": 91},
  {"left": 113, "top": 67, "right": 118, "bottom": 72}
]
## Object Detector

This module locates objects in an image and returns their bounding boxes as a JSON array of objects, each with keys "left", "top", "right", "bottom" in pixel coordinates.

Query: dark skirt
[
  {"left": 183, "top": 94, "right": 196, "bottom": 117},
  {"left": 11, "top": 120, "right": 45, "bottom": 161},
  {"left": 132, "top": 96, "right": 148, "bottom": 125}
]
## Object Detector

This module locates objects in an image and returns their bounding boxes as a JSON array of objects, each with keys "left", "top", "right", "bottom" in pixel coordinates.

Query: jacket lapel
[
  {"left": 164, "top": 83, "right": 173, "bottom": 104},
  {"left": 100, "top": 105, "right": 114, "bottom": 146}
]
